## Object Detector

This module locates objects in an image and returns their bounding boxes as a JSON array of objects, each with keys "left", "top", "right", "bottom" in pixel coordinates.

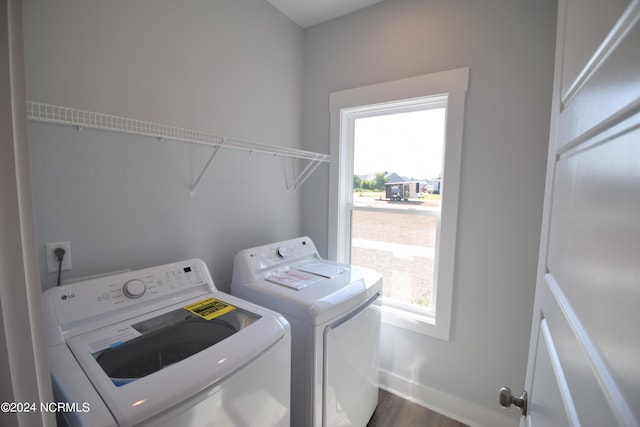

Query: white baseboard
[{"left": 379, "top": 369, "right": 519, "bottom": 427}]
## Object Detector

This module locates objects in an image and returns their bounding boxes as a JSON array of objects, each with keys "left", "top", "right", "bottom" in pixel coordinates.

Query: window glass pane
[
  {"left": 350, "top": 108, "right": 445, "bottom": 311},
  {"left": 353, "top": 108, "right": 445, "bottom": 209},
  {"left": 351, "top": 210, "right": 437, "bottom": 309}
]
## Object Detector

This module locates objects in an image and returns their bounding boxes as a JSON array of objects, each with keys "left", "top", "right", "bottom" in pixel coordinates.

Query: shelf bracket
[
  {"left": 286, "top": 154, "right": 324, "bottom": 191},
  {"left": 190, "top": 143, "right": 222, "bottom": 197}
]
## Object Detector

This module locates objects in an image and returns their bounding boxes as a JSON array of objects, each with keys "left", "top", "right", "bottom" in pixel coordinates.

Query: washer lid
[
  {"left": 232, "top": 262, "right": 382, "bottom": 325},
  {"left": 65, "top": 291, "right": 288, "bottom": 427},
  {"left": 93, "top": 304, "right": 252, "bottom": 385}
]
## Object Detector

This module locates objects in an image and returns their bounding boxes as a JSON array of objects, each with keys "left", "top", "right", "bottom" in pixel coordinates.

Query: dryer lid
[
  {"left": 233, "top": 263, "right": 382, "bottom": 325},
  {"left": 231, "top": 237, "right": 382, "bottom": 325}
]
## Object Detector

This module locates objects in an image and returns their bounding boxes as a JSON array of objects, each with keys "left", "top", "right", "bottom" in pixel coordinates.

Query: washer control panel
[
  {"left": 122, "top": 279, "right": 146, "bottom": 299},
  {"left": 49, "top": 259, "right": 210, "bottom": 326}
]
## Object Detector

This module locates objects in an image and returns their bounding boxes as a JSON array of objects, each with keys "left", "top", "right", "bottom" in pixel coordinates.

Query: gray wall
[
  {"left": 301, "top": 0, "right": 557, "bottom": 424},
  {"left": 23, "top": 0, "right": 305, "bottom": 291}
]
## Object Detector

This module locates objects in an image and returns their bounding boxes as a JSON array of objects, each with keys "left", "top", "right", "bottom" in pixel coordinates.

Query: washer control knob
[
  {"left": 276, "top": 246, "right": 288, "bottom": 259},
  {"left": 123, "top": 279, "right": 146, "bottom": 299}
]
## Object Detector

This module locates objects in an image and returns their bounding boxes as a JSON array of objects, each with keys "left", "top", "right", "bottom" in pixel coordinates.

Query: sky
[{"left": 354, "top": 108, "right": 445, "bottom": 180}]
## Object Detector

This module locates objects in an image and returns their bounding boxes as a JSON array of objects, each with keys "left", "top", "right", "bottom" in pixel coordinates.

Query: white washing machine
[
  {"left": 41, "top": 259, "right": 291, "bottom": 427},
  {"left": 231, "top": 237, "right": 382, "bottom": 427}
]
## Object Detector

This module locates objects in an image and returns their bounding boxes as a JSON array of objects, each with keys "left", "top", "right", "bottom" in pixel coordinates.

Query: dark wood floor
[{"left": 367, "top": 389, "right": 469, "bottom": 427}]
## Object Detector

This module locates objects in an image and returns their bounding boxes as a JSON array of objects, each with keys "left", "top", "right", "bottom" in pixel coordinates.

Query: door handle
[{"left": 499, "top": 386, "right": 528, "bottom": 417}]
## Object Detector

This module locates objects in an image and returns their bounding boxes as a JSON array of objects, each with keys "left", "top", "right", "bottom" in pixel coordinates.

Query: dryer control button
[
  {"left": 123, "top": 279, "right": 146, "bottom": 299},
  {"left": 276, "top": 247, "right": 288, "bottom": 259}
]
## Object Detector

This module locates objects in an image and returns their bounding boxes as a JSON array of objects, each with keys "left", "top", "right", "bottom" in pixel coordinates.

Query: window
[
  {"left": 351, "top": 105, "right": 444, "bottom": 312},
  {"left": 328, "top": 68, "right": 468, "bottom": 340}
]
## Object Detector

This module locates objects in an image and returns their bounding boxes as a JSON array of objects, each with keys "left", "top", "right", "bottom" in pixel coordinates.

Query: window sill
[{"left": 379, "top": 300, "right": 451, "bottom": 341}]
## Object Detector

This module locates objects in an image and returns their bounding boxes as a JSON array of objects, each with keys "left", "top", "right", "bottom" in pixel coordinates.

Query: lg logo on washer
[{"left": 60, "top": 293, "right": 76, "bottom": 301}]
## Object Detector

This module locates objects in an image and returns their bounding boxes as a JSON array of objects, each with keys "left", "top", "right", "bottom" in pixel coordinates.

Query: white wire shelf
[{"left": 27, "top": 101, "right": 330, "bottom": 194}]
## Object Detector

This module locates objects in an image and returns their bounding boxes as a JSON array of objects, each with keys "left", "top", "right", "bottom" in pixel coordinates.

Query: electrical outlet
[{"left": 46, "top": 241, "right": 72, "bottom": 273}]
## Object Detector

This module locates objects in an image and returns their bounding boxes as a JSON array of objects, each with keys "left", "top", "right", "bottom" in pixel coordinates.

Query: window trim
[{"left": 328, "top": 68, "right": 469, "bottom": 340}]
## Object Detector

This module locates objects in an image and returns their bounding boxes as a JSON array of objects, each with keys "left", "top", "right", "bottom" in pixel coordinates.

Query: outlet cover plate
[{"left": 46, "top": 241, "right": 72, "bottom": 273}]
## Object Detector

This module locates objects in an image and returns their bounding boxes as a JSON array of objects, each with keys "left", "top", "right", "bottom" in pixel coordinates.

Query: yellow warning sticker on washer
[{"left": 184, "top": 297, "right": 236, "bottom": 320}]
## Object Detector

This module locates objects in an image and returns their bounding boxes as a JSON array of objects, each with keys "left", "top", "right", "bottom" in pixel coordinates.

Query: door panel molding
[
  {"left": 557, "top": 99, "right": 640, "bottom": 160},
  {"left": 543, "top": 274, "right": 636, "bottom": 426},
  {"left": 557, "top": 1, "right": 640, "bottom": 150},
  {"left": 561, "top": 0, "right": 639, "bottom": 108},
  {"left": 533, "top": 318, "right": 580, "bottom": 427}
]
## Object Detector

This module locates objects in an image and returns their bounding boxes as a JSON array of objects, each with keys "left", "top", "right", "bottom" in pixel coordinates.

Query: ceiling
[{"left": 267, "top": 0, "right": 385, "bottom": 28}]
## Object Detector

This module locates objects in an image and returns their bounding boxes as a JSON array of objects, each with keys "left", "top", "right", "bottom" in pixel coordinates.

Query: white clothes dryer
[
  {"left": 231, "top": 237, "right": 382, "bottom": 427},
  {"left": 42, "top": 259, "right": 291, "bottom": 427}
]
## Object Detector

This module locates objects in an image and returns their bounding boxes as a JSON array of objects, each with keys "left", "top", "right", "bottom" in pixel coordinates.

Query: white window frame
[{"left": 328, "top": 67, "right": 469, "bottom": 340}]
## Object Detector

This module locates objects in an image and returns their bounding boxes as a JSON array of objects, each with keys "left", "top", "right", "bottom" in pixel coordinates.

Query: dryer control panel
[
  {"left": 234, "top": 237, "right": 320, "bottom": 281},
  {"left": 43, "top": 259, "right": 211, "bottom": 330}
]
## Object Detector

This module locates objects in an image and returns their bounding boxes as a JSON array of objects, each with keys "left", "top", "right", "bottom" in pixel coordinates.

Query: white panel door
[{"left": 510, "top": 0, "right": 640, "bottom": 426}]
